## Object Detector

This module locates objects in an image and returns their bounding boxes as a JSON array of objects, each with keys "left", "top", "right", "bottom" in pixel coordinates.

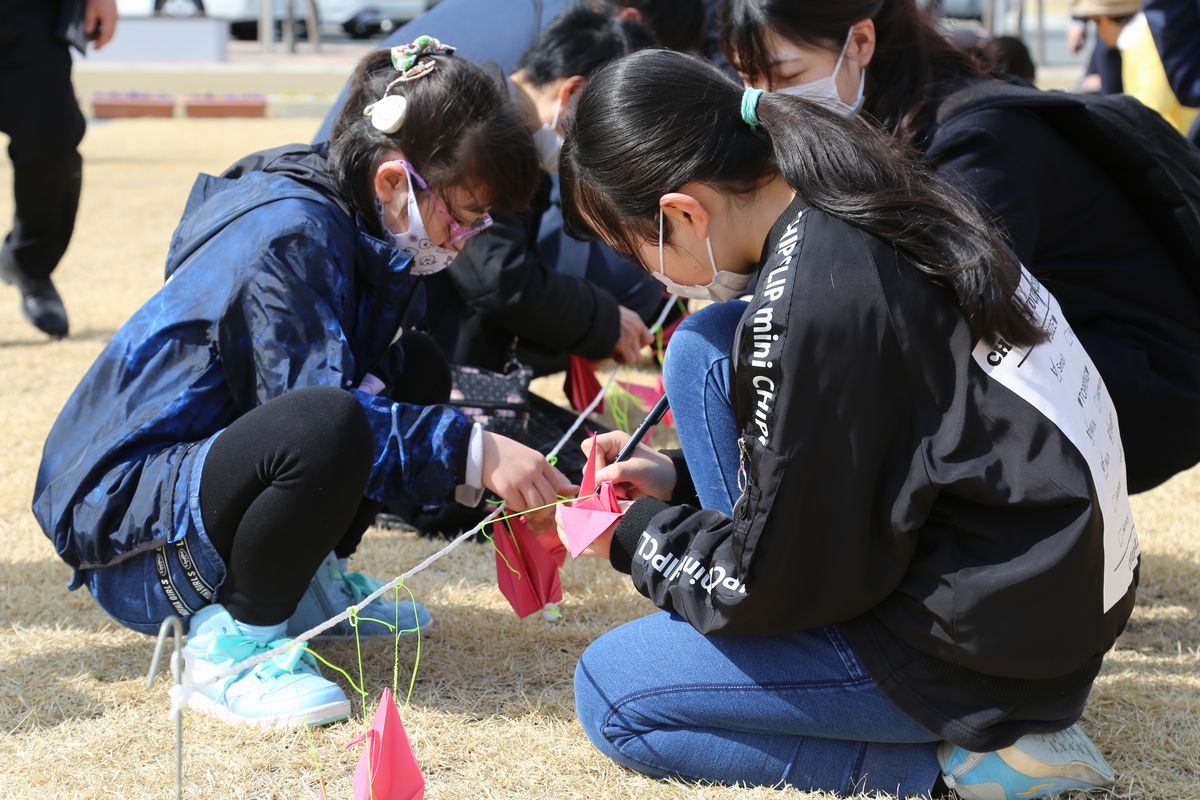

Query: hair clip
[
  {"left": 396, "top": 59, "right": 437, "bottom": 82},
  {"left": 391, "top": 34, "right": 455, "bottom": 76},
  {"left": 362, "top": 35, "right": 455, "bottom": 133},
  {"left": 363, "top": 93, "right": 408, "bottom": 134}
]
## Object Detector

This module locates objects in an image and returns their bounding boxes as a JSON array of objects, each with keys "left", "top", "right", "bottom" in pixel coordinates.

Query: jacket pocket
[{"left": 732, "top": 435, "right": 789, "bottom": 575}]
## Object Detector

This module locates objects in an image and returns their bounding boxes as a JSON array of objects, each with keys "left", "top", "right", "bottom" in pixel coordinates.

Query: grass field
[{"left": 0, "top": 118, "right": 1196, "bottom": 799}]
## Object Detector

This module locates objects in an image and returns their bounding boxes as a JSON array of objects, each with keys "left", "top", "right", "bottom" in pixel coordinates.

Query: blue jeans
[{"left": 574, "top": 302, "right": 942, "bottom": 795}]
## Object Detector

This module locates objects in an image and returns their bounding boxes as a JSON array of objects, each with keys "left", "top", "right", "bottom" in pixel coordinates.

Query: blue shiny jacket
[{"left": 33, "top": 144, "right": 470, "bottom": 580}]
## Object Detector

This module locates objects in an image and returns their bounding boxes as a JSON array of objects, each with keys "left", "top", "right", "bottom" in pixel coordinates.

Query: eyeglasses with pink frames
[{"left": 393, "top": 159, "right": 493, "bottom": 246}]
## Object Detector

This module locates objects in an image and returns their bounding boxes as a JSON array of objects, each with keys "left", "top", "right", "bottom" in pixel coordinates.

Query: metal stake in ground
[{"left": 147, "top": 616, "right": 185, "bottom": 800}]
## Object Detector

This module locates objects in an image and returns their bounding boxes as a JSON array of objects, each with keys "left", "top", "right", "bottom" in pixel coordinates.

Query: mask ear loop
[
  {"left": 704, "top": 234, "right": 720, "bottom": 278},
  {"left": 389, "top": 162, "right": 420, "bottom": 239},
  {"left": 832, "top": 29, "right": 853, "bottom": 80},
  {"left": 658, "top": 207, "right": 667, "bottom": 277}
]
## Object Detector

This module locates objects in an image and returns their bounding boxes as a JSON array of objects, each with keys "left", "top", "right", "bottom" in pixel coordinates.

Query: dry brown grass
[{"left": 0, "top": 118, "right": 1197, "bottom": 800}]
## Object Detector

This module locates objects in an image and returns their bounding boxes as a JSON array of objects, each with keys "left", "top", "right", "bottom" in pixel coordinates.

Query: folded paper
[
  {"left": 565, "top": 355, "right": 605, "bottom": 415},
  {"left": 559, "top": 433, "right": 625, "bottom": 558},
  {"left": 493, "top": 517, "right": 563, "bottom": 618},
  {"left": 345, "top": 687, "right": 424, "bottom": 800}
]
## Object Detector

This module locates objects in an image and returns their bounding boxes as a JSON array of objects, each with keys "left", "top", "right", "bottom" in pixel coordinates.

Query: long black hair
[
  {"left": 329, "top": 48, "right": 539, "bottom": 235},
  {"left": 719, "top": 0, "right": 987, "bottom": 146},
  {"left": 561, "top": 49, "right": 1041, "bottom": 348},
  {"left": 515, "top": 6, "right": 656, "bottom": 87}
]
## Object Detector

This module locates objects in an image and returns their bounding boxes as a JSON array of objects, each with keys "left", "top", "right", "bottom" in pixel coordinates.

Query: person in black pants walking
[{"left": 0, "top": 0, "right": 116, "bottom": 339}]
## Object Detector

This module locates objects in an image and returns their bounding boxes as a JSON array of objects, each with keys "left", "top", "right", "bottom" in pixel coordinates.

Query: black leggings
[{"left": 199, "top": 332, "right": 451, "bottom": 625}]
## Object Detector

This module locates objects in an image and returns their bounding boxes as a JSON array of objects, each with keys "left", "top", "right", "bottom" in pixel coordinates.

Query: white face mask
[
  {"left": 652, "top": 208, "right": 753, "bottom": 303},
  {"left": 777, "top": 29, "right": 865, "bottom": 117},
  {"left": 532, "top": 100, "right": 563, "bottom": 174},
  {"left": 388, "top": 165, "right": 458, "bottom": 275}
]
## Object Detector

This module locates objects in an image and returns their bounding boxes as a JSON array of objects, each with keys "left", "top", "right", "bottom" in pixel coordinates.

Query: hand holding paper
[{"left": 557, "top": 434, "right": 627, "bottom": 558}]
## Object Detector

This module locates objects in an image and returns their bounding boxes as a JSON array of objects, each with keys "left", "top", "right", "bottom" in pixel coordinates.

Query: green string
[
  {"left": 301, "top": 644, "right": 365, "bottom": 698},
  {"left": 651, "top": 298, "right": 687, "bottom": 362},
  {"left": 607, "top": 381, "right": 633, "bottom": 433},
  {"left": 305, "top": 723, "right": 327, "bottom": 800},
  {"left": 481, "top": 527, "right": 520, "bottom": 576},
  {"left": 350, "top": 607, "right": 370, "bottom": 730},
  {"left": 391, "top": 580, "right": 422, "bottom": 710},
  {"left": 480, "top": 493, "right": 593, "bottom": 531},
  {"left": 393, "top": 584, "right": 401, "bottom": 698}
]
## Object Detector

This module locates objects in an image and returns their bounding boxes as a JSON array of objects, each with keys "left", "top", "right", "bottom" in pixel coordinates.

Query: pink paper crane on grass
[
  {"left": 558, "top": 433, "right": 626, "bottom": 558},
  {"left": 344, "top": 688, "right": 424, "bottom": 800}
]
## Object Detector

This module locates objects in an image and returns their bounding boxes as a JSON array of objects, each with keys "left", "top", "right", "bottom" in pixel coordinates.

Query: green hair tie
[{"left": 741, "top": 88, "right": 765, "bottom": 129}]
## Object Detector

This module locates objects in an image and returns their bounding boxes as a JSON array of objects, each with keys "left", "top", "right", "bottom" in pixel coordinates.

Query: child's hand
[
  {"left": 481, "top": 432, "right": 575, "bottom": 512},
  {"left": 588, "top": 431, "right": 676, "bottom": 502}
]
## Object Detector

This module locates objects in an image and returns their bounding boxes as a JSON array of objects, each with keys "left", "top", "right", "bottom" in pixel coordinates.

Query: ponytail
[{"left": 561, "top": 49, "right": 1042, "bottom": 348}]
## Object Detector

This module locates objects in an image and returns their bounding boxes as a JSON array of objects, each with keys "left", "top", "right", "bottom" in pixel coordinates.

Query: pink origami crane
[
  {"left": 493, "top": 517, "right": 563, "bottom": 618},
  {"left": 558, "top": 433, "right": 626, "bottom": 558},
  {"left": 344, "top": 688, "right": 424, "bottom": 800}
]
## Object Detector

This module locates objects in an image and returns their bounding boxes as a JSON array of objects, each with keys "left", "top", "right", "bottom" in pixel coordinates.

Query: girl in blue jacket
[{"left": 32, "top": 37, "right": 572, "bottom": 729}]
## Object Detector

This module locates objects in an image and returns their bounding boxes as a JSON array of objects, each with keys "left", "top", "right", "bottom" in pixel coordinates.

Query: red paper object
[
  {"left": 565, "top": 355, "right": 605, "bottom": 414},
  {"left": 344, "top": 688, "right": 424, "bottom": 800},
  {"left": 558, "top": 434, "right": 626, "bottom": 558},
  {"left": 532, "top": 527, "right": 568, "bottom": 569},
  {"left": 493, "top": 517, "right": 563, "bottom": 618}
]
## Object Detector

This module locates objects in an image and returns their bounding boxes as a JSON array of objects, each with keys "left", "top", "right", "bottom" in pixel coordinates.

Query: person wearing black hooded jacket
[
  {"left": 555, "top": 50, "right": 1133, "bottom": 800},
  {"left": 719, "top": 0, "right": 1200, "bottom": 495},
  {"left": 417, "top": 7, "right": 661, "bottom": 374}
]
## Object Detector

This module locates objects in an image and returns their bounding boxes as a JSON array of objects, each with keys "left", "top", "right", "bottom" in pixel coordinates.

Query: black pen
[{"left": 614, "top": 394, "right": 671, "bottom": 464}]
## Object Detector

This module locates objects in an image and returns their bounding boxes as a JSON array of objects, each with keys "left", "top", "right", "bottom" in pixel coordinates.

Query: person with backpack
[
  {"left": 555, "top": 49, "right": 1135, "bottom": 799},
  {"left": 32, "top": 39, "right": 573, "bottom": 729},
  {"left": 716, "top": 0, "right": 1200, "bottom": 495}
]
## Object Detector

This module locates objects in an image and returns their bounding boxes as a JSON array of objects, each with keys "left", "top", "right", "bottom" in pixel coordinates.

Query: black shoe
[{"left": 0, "top": 258, "right": 69, "bottom": 339}]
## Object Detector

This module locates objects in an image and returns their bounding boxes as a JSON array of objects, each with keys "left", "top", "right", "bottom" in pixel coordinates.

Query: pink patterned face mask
[{"left": 383, "top": 159, "right": 493, "bottom": 275}]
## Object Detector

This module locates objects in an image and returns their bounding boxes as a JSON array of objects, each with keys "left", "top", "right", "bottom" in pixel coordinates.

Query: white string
[
  {"left": 190, "top": 507, "right": 504, "bottom": 693},
  {"left": 165, "top": 309, "right": 663, "bottom": 696},
  {"left": 649, "top": 294, "right": 678, "bottom": 334},
  {"left": 547, "top": 368, "right": 619, "bottom": 462}
]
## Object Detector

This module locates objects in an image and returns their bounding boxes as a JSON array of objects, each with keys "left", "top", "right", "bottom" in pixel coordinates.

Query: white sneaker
[
  {"left": 287, "top": 553, "right": 432, "bottom": 639},
  {"left": 183, "top": 604, "right": 350, "bottom": 729},
  {"left": 939, "top": 724, "right": 1116, "bottom": 800}
]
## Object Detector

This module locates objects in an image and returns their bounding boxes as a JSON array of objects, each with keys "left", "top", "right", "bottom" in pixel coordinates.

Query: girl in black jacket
[
  {"left": 555, "top": 49, "right": 1135, "bottom": 800},
  {"left": 718, "top": 0, "right": 1200, "bottom": 494}
]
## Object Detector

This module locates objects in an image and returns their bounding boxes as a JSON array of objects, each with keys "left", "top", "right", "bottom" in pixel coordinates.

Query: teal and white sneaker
[
  {"left": 938, "top": 724, "right": 1116, "bottom": 800},
  {"left": 183, "top": 604, "right": 351, "bottom": 729},
  {"left": 286, "top": 553, "right": 433, "bottom": 640}
]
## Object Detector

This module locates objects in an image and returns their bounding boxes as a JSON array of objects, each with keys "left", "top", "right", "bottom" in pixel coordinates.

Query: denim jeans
[{"left": 574, "top": 301, "right": 942, "bottom": 795}]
